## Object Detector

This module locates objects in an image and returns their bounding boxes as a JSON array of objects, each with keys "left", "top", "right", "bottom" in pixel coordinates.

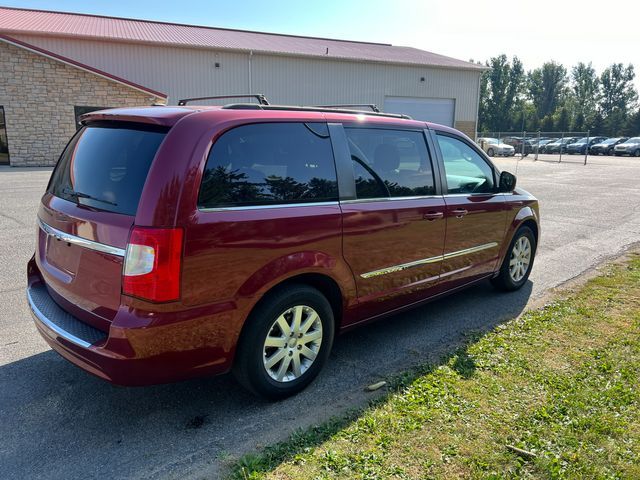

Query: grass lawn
[{"left": 229, "top": 253, "right": 640, "bottom": 479}]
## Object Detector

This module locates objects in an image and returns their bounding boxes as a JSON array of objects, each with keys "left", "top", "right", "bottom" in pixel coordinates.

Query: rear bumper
[{"left": 27, "top": 258, "right": 242, "bottom": 386}]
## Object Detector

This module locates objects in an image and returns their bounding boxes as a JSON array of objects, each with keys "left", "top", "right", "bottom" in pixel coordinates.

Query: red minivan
[{"left": 27, "top": 98, "right": 539, "bottom": 399}]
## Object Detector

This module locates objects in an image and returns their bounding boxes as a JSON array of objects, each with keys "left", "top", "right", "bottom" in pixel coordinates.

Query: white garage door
[{"left": 383, "top": 97, "right": 455, "bottom": 126}]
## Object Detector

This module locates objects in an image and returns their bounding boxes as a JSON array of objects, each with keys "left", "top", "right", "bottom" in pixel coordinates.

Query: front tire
[
  {"left": 491, "top": 226, "right": 536, "bottom": 291},
  {"left": 233, "top": 285, "right": 335, "bottom": 400},
  {"left": 634, "top": 149, "right": 640, "bottom": 157},
  {"left": 487, "top": 148, "right": 495, "bottom": 157}
]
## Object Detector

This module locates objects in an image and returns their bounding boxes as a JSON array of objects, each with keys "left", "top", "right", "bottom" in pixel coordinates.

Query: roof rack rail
[
  {"left": 222, "top": 103, "right": 411, "bottom": 120},
  {"left": 313, "top": 104, "right": 380, "bottom": 113},
  {"left": 177, "top": 94, "right": 270, "bottom": 106}
]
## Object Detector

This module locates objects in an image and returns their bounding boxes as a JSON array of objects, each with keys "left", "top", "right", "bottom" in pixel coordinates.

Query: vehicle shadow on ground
[{"left": 0, "top": 280, "right": 532, "bottom": 480}]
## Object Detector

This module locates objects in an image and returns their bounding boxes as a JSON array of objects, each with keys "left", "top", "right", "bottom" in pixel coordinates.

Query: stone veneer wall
[
  {"left": 0, "top": 40, "right": 164, "bottom": 166},
  {"left": 454, "top": 120, "right": 477, "bottom": 140}
]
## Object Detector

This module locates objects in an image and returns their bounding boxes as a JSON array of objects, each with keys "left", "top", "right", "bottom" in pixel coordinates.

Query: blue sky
[{"left": 4, "top": 0, "right": 640, "bottom": 89}]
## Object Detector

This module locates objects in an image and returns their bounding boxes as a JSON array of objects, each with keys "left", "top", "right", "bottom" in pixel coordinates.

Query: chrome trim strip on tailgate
[
  {"left": 38, "top": 218, "right": 126, "bottom": 257},
  {"left": 360, "top": 242, "right": 498, "bottom": 279},
  {"left": 27, "top": 287, "right": 93, "bottom": 348}
]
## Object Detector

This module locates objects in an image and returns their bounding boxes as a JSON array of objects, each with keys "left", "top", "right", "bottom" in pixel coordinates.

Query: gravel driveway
[{"left": 1, "top": 155, "right": 639, "bottom": 479}]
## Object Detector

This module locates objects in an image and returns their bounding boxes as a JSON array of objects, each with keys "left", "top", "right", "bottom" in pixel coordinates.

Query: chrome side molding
[
  {"left": 38, "top": 218, "right": 126, "bottom": 257},
  {"left": 360, "top": 242, "right": 498, "bottom": 279}
]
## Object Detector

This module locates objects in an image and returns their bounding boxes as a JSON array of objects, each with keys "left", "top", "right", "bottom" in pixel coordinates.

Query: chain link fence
[{"left": 476, "top": 131, "right": 595, "bottom": 165}]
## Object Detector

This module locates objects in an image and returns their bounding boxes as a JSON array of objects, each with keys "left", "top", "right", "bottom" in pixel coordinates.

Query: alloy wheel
[
  {"left": 509, "top": 236, "right": 532, "bottom": 282},
  {"left": 262, "top": 305, "right": 323, "bottom": 382}
]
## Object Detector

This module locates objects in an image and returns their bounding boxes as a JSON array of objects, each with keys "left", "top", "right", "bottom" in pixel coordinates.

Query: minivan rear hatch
[{"left": 36, "top": 122, "right": 168, "bottom": 329}]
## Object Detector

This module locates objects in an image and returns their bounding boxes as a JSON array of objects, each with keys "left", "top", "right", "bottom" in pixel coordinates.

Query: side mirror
[{"left": 499, "top": 171, "right": 517, "bottom": 192}]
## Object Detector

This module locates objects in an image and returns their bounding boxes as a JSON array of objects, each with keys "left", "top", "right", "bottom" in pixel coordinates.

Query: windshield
[
  {"left": 601, "top": 138, "right": 618, "bottom": 144},
  {"left": 624, "top": 137, "right": 640, "bottom": 143},
  {"left": 48, "top": 124, "right": 168, "bottom": 215},
  {"left": 484, "top": 138, "right": 499, "bottom": 145},
  {"left": 575, "top": 138, "right": 588, "bottom": 144}
]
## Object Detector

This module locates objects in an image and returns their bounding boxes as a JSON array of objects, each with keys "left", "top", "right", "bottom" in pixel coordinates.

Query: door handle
[
  {"left": 451, "top": 208, "right": 468, "bottom": 218},
  {"left": 423, "top": 211, "right": 444, "bottom": 221}
]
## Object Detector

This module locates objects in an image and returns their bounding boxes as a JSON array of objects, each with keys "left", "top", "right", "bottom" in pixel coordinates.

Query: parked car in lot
[
  {"left": 566, "top": 136, "right": 608, "bottom": 155},
  {"left": 589, "top": 137, "right": 629, "bottom": 155},
  {"left": 501, "top": 137, "right": 536, "bottom": 156},
  {"left": 536, "top": 138, "right": 558, "bottom": 153},
  {"left": 544, "top": 137, "right": 580, "bottom": 154},
  {"left": 476, "top": 137, "right": 515, "bottom": 157},
  {"left": 27, "top": 98, "right": 539, "bottom": 399},
  {"left": 614, "top": 137, "right": 640, "bottom": 156}
]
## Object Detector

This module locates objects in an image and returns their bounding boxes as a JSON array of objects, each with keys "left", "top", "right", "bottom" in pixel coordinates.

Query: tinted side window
[
  {"left": 345, "top": 128, "right": 435, "bottom": 199},
  {"left": 351, "top": 157, "right": 388, "bottom": 199},
  {"left": 199, "top": 123, "right": 337, "bottom": 208},
  {"left": 436, "top": 134, "right": 495, "bottom": 194}
]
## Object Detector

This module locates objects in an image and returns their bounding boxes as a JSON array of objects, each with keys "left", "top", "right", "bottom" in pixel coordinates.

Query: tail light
[{"left": 123, "top": 227, "right": 183, "bottom": 302}]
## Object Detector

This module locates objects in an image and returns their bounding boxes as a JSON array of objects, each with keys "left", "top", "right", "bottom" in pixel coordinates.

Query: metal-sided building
[{"left": 0, "top": 6, "right": 485, "bottom": 166}]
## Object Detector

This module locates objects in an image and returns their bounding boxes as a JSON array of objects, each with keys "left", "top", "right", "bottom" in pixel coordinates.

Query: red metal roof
[
  {"left": 0, "top": 6, "right": 484, "bottom": 71},
  {"left": 0, "top": 34, "right": 167, "bottom": 99}
]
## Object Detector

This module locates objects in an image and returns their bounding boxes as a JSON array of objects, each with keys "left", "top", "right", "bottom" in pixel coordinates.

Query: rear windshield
[{"left": 48, "top": 124, "right": 167, "bottom": 215}]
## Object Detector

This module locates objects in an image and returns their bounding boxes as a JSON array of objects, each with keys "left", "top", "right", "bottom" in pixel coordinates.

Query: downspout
[
  {"left": 248, "top": 50, "right": 253, "bottom": 92},
  {"left": 475, "top": 71, "right": 482, "bottom": 140}
]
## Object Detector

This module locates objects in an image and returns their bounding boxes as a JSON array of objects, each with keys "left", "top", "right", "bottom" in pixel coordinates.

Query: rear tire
[
  {"left": 634, "top": 149, "right": 640, "bottom": 157},
  {"left": 491, "top": 226, "right": 536, "bottom": 292},
  {"left": 233, "top": 285, "right": 335, "bottom": 400}
]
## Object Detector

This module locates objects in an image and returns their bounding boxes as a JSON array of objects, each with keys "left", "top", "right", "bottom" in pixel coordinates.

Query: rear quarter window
[
  {"left": 48, "top": 124, "right": 167, "bottom": 216},
  {"left": 198, "top": 122, "right": 338, "bottom": 209}
]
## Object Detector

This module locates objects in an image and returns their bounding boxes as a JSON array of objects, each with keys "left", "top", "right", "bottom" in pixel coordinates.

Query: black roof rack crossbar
[
  {"left": 222, "top": 103, "right": 411, "bottom": 120},
  {"left": 313, "top": 104, "right": 380, "bottom": 113},
  {"left": 177, "top": 94, "right": 270, "bottom": 106}
]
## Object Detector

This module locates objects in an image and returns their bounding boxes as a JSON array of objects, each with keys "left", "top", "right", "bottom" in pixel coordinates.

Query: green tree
[
  {"left": 600, "top": 63, "right": 638, "bottom": 134},
  {"left": 591, "top": 113, "right": 606, "bottom": 136},
  {"left": 573, "top": 111, "right": 585, "bottom": 132},
  {"left": 623, "top": 109, "right": 640, "bottom": 136},
  {"left": 571, "top": 62, "right": 600, "bottom": 131},
  {"left": 554, "top": 107, "right": 570, "bottom": 132},
  {"left": 528, "top": 62, "right": 568, "bottom": 120},
  {"left": 540, "top": 115, "right": 555, "bottom": 133},
  {"left": 478, "top": 55, "right": 525, "bottom": 132}
]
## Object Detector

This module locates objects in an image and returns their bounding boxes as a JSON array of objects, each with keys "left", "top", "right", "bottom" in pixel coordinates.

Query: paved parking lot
[{"left": 1, "top": 155, "right": 640, "bottom": 479}]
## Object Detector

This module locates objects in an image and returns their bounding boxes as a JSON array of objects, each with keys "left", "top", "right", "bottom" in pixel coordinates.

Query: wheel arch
[
  {"left": 271, "top": 272, "right": 344, "bottom": 329},
  {"left": 520, "top": 218, "right": 539, "bottom": 244},
  {"left": 496, "top": 207, "right": 540, "bottom": 271},
  {"left": 233, "top": 271, "right": 346, "bottom": 364}
]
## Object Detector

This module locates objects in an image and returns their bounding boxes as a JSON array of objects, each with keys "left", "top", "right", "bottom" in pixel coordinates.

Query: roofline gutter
[
  {"left": 475, "top": 71, "right": 482, "bottom": 140},
  {"left": 248, "top": 50, "right": 253, "bottom": 93},
  {"left": 0, "top": 33, "right": 169, "bottom": 100},
  {"left": 0, "top": 30, "right": 488, "bottom": 73}
]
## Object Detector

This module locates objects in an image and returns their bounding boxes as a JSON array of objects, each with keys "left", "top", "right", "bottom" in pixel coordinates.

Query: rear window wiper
[{"left": 62, "top": 187, "right": 117, "bottom": 207}]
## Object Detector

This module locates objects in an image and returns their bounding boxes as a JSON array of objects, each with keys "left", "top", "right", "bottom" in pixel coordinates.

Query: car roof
[{"left": 80, "top": 105, "right": 453, "bottom": 132}]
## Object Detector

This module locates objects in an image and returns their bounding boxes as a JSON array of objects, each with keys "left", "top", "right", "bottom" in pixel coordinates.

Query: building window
[
  {"left": 74, "top": 106, "right": 110, "bottom": 130},
  {"left": 0, "top": 106, "right": 9, "bottom": 165}
]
